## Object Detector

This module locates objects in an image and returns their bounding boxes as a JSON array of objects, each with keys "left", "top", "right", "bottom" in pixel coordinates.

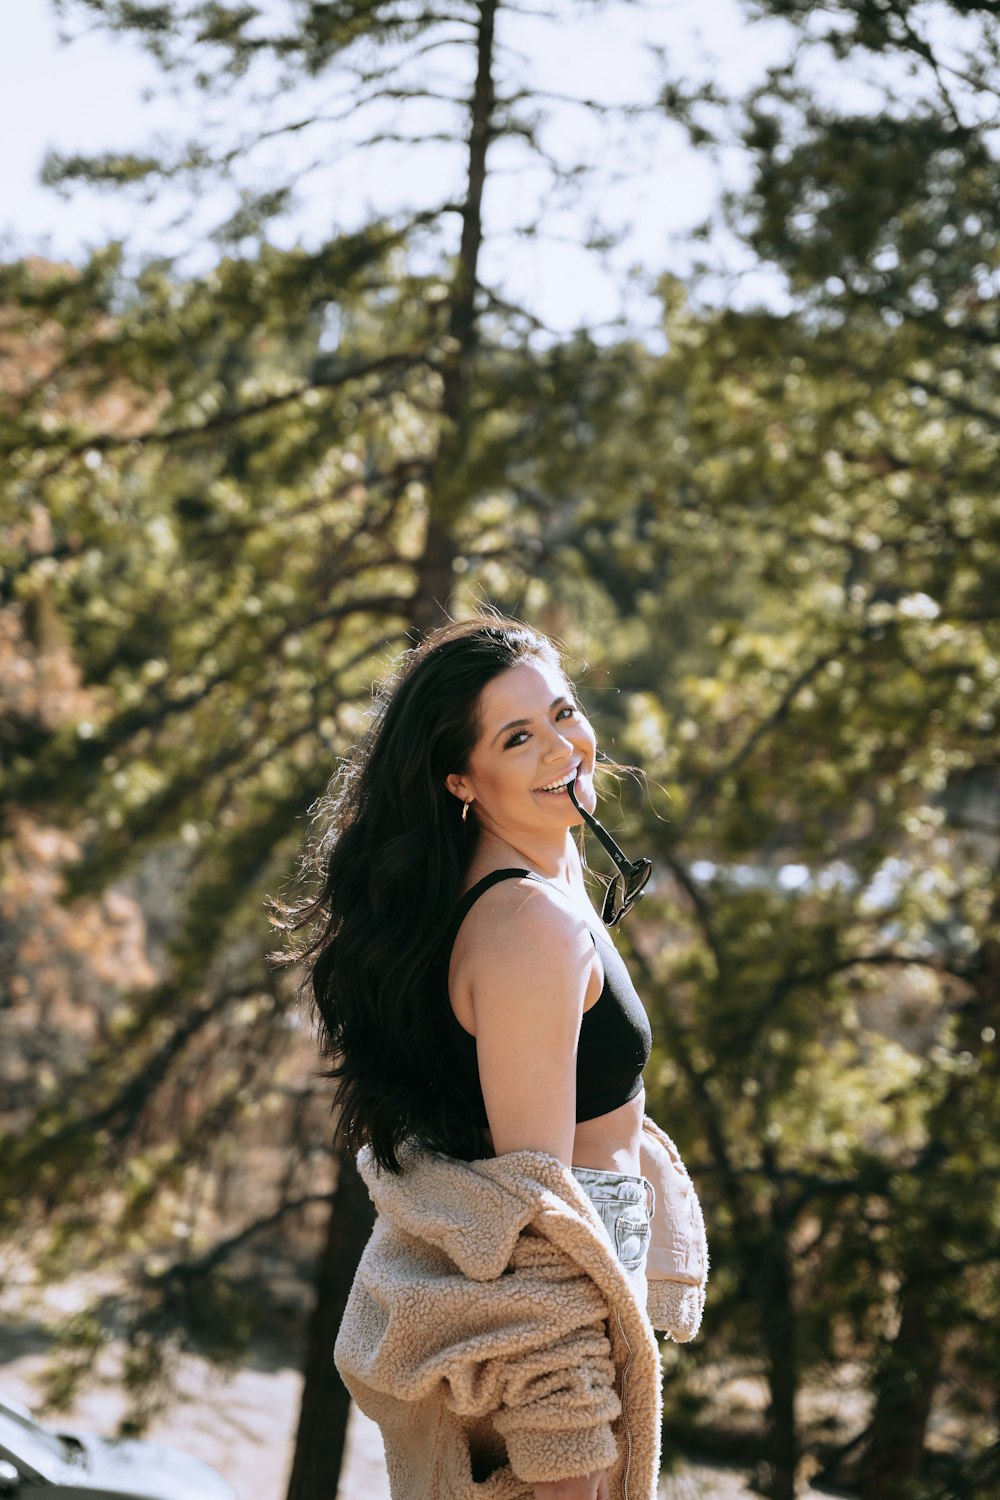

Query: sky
[{"left": 2, "top": 0, "right": 801, "bottom": 336}]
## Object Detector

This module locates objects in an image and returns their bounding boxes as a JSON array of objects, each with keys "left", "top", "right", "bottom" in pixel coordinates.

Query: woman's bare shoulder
[
  {"left": 458, "top": 868, "right": 581, "bottom": 924},
  {"left": 455, "top": 873, "right": 594, "bottom": 971}
]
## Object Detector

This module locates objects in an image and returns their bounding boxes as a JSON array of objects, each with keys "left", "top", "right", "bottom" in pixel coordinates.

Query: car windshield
[{"left": 0, "top": 1404, "right": 79, "bottom": 1479}]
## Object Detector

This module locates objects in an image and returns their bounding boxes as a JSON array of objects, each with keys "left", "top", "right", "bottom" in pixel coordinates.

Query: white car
[{"left": 0, "top": 1394, "right": 235, "bottom": 1500}]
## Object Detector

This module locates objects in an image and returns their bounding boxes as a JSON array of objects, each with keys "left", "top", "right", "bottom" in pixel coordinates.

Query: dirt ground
[{"left": 0, "top": 1321, "right": 829, "bottom": 1500}]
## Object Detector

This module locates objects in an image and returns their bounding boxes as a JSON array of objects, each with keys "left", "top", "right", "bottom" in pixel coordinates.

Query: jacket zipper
[{"left": 614, "top": 1308, "right": 633, "bottom": 1500}]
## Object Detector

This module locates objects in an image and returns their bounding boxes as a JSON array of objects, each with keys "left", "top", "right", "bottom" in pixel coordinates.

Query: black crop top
[{"left": 440, "top": 868, "right": 652, "bottom": 1126}]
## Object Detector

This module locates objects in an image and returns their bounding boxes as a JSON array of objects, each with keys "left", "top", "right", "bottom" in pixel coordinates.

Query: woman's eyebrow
[{"left": 492, "top": 696, "right": 569, "bottom": 743}]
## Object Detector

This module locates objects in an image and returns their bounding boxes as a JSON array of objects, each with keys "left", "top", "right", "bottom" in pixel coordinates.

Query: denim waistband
[{"left": 571, "top": 1165, "right": 656, "bottom": 1220}]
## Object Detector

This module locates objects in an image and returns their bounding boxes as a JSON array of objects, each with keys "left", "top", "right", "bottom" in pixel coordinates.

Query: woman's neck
[{"left": 473, "top": 826, "right": 580, "bottom": 889}]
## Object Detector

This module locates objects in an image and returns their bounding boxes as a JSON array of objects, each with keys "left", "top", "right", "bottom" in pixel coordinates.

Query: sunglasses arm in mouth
[{"left": 566, "top": 776, "right": 652, "bottom": 925}]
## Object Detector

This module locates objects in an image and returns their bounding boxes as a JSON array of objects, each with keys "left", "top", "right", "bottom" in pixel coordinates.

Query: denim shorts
[{"left": 571, "top": 1166, "right": 654, "bottom": 1300}]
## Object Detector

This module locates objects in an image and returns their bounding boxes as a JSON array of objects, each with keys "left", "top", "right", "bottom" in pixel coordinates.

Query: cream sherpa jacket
[{"left": 335, "top": 1116, "right": 708, "bottom": 1500}]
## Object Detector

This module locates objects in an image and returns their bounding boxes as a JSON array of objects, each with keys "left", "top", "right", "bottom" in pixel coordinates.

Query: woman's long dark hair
[{"left": 269, "top": 613, "right": 573, "bottom": 1172}]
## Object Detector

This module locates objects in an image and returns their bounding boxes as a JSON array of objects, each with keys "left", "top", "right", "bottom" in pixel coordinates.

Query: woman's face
[{"left": 446, "top": 657, "right": 598, "bottom": 835}]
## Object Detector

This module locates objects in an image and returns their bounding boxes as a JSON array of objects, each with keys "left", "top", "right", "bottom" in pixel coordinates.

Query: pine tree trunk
[
  {"left": 409, "top": 513, "right": 458, "bottom": 637},
  {"left": 410, "top": 0, "right": 498, "bottom": 641},
  {"left": 757, "top": 1231, "right": 798, "bottom": 1500},
  {"left": 856, "top": 892, "right": 998, "bottom": 1498},
  {"left": 284, "top": 1149, "right": 375, "bottom": 1500},
  {"left": 857, "top": 1277, "right": 940, "bottom": 1499}
]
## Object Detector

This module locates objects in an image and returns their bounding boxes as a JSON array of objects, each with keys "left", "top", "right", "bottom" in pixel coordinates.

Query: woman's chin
[{"left": 532, "top": 790, "right": 575, "bottom": 814}]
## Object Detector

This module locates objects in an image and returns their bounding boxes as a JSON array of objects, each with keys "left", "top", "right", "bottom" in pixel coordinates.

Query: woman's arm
[
  {"left": 466, "top": 880, "right": 597, "bottom": 1165},
  {"left": 463, "top": 882, "right": 610, "bottom": 1500}
]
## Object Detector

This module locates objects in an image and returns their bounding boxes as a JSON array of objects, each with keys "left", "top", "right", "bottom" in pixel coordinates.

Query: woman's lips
[{"left": 533, "top": 769, "right": 584, "bottom": 795}]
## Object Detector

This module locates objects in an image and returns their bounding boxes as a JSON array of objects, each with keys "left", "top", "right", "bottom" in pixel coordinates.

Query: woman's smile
[{"left": 533, "top": 768, "right": 581, "bottom": 796}]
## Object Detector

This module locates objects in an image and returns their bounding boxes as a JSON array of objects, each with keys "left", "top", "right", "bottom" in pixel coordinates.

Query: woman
[{"left": 274, "top": 614, "right": 707, "bottom": 1500}]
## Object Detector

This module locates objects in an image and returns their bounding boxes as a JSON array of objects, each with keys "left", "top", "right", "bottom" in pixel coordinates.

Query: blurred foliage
[{"left": 1, "top": 1, "right": 998, "bottom": 1497}]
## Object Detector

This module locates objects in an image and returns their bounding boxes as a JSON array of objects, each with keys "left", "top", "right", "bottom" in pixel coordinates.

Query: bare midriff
[{"left": 571, "top": 1088, "right": 646, "bottom": 1175}]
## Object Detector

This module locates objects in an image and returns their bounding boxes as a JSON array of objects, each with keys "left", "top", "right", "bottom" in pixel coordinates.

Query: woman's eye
[{"left": 503, "top": 705, "right": 578, "bottom": 749}]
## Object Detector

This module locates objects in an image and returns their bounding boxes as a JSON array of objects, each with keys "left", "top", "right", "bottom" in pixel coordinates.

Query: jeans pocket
[{"left": 614, "top": 1213, "right": 650, "bottom": 1272}]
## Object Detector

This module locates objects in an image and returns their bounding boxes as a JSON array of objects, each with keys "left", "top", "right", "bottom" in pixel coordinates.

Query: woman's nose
[{"left": 542, "top": 729, "right": 575, "bottom": 757}]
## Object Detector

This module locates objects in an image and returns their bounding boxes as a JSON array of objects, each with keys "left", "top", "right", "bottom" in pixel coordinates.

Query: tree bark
[
  {"left": 409, "top": 511, "right": 460, "bottom": 638},
  {"left": 284, "top": 1149, "right": 376, "bottom": 1500},
  {"left": 411, "top": 0, "right": 499, "bottom": 639},
  {"left": 756, "top": 1227, "right": 798, "bottom": 1500},
  {"left": 856, "top": 890, "right": 999, "bottom": 1498},
  {"left": 856, "top": 1276, "right": 941, "bottom": 1500}
]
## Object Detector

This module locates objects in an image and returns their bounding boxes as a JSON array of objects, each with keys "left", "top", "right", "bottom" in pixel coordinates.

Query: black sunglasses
[{"left": 567, "top": 776, "right": 652, "bottom": 926}]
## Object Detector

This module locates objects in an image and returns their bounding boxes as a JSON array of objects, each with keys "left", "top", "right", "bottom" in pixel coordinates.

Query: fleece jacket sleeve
[{"left": 487, "top": 1227, "right": 621, "bottom": 1483}]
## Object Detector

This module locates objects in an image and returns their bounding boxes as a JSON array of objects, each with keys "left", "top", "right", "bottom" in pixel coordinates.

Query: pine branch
[
  {"left": 153, "top": 1192, "right": 335, "bottom": 1286},
  {"left": 23, "top": 348, "right": 431, "bottom": 478},
  {"left": 675, "top": 644, "right": 843, "bottom": 837}
]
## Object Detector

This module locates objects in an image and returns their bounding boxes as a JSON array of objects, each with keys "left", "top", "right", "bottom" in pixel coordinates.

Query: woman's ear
[{"left": 445, "top": 773, "right": 469, "bottom": 803}]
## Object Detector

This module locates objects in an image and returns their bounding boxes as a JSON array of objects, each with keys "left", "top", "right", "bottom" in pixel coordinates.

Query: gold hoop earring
[{"left": 462, "top": 799, "right": 473, "bottom": 823}]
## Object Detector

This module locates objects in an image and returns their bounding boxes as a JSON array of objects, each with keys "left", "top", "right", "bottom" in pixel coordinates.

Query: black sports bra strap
[{"left": 444, "top": 868, "right": 547, "bottom": 952}]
